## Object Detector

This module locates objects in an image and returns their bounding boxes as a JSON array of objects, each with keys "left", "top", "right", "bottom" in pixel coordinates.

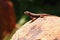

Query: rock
[{"left": 10, "top": 16, "right": 60, "bottom": 40}]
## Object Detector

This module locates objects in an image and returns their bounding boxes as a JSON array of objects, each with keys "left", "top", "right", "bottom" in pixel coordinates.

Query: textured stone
[{"left": 11, "top": 16, "right": 60, "bottom": 40}]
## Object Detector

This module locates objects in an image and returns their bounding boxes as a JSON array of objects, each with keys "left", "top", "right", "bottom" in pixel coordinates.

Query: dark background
[{"left": 11, "top": 0, "right": 60, "bottom": 22}]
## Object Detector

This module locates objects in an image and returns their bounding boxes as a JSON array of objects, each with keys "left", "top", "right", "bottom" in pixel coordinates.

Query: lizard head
[{"left": 24, "top": 11, "right": 31, "bottom": 16}]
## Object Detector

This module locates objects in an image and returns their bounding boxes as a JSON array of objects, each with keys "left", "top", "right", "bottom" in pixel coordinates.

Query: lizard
[{"left": 24, "top": 11, "right": 53, "bottom": 22}]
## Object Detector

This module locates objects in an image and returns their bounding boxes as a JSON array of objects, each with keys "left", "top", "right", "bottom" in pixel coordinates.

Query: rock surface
[{"left": 11, "top": 16, "right": 60, "bottom": 40}]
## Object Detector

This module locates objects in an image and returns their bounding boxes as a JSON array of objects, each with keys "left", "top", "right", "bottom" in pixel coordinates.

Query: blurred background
[{"left": 0, "top": 0, "right": 60, "bottom": 40}]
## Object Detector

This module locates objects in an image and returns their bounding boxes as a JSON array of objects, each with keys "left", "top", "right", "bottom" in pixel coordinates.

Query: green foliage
[{"left": 17, "top": 16, "right": 27, "bottom": 26}]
